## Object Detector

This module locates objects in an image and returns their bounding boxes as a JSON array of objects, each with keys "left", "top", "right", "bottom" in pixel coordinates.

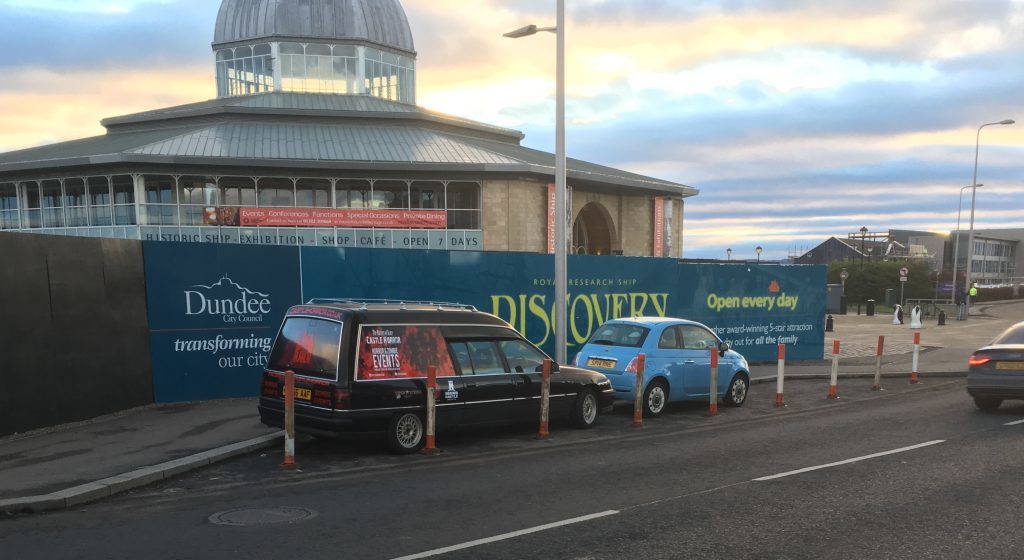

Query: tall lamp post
[
  {"left": 505, "top": 1, "right": 568, "bottom": 362},
  {"left": 965, "top": 119, "right": 1014, "bottom": 313},
  {"left": 951, "top": 184, "right": 983, "bottom": 302},
  {"left": 755, "top": 246, "right": 763, "bottom": 263},
  {"left": 859, "top": 226, "right": 868, "bottom": 268},
  {"left": 726, "top": 248, "right": 732, "bottom": 261}
]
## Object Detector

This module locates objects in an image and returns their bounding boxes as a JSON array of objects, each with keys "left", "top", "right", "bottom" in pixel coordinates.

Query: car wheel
[
  {"left": 973, "top": 396, "right": 1002, "bottom": 412},
  {"left": 387, "top": 412, "right": 425, "bottom": 454},
  {"left": 643, "top": 380, "right": 668, "bottom": 418},
  {"left": 723, "top": 374, "right": 749, "bottom": 407},
  {"left": 571, "top": 388, "right": 599, "bottom": 429}
]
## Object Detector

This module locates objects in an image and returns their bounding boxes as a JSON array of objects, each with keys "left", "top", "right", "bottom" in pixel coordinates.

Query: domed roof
[{"left": 213, "top": 0, "right": 415, "bottom": 54}]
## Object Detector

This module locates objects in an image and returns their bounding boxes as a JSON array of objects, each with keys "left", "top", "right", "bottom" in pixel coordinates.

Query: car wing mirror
[{"left": 718, "top": 342, "right": 730, "bottom": 356}]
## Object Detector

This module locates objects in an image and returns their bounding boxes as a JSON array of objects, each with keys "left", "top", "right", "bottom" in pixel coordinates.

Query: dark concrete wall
[{"left": 0, "top": 233, "right": 153, "bottom": 436}]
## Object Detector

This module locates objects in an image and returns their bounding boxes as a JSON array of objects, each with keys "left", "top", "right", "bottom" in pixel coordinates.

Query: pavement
[{"left": 1, "top": 299, "right": 1020, "bottom": 516}]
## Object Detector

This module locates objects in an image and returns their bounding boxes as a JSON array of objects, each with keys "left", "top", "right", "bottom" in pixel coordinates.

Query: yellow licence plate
[
  {"left": 285, "top": 388, "right": 313, "bottom": 400},
  {"left": 587, "top": 358, "right": 617, "bottom": 369},
  {"left": 996, "top": 362, "right": 1024, "bottom": 371}
]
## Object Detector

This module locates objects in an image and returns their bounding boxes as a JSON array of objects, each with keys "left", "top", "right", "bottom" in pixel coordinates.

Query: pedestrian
[{"left": 956, "top": 285, "right": 966, "bottom": 321}]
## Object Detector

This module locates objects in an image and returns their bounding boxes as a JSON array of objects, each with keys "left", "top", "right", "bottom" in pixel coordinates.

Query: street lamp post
[
  {"left": 951, "top": 184, "right": 983, "bottom": 302},
  {"left": 755, "top": 246, "right": 763, "bottom": 263},
  {"left": 505, "top": 1, "right": 567, "bottom": 362},
  {"left": 726, "top": 248, "right": 732, "bottom": 261},
  {"left": 859, "top": 226, "right": 868, "bottom": 268},
  {"left": 965, "top": 119, "right": 1014, "bottom": 315}
]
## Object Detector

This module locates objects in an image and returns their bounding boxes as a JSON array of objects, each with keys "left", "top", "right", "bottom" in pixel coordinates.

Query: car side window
[
  {"left": 464, "top": 340, "right": 506, "bottom": 375},
  {"left": 658, "top": 326, "right": 681, "bottom": 349},
  {"left": 679, "top": 325, "right": 719, "bottom": 350},
  {"left": 449, "top": 342, "right": 472, "bottom": 375},
  {"left": 499, "top": 339, "right": 547, "bottom": 373}
]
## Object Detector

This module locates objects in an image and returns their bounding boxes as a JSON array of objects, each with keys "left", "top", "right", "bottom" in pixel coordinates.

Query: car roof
[
  {"left": 604, "top": 317, "right": 703, "bottom": 327},
  {"left": 288, "top": 300, "right": 511, "bottom": 327}
]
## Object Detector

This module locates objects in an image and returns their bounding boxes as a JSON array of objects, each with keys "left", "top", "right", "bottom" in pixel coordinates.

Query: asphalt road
[{"left": 3, "top": 378, "right": 1023, "bottom": 560}]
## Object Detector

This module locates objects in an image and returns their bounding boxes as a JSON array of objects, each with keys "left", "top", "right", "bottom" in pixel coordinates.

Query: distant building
[
  {"left": 793, "top": 230, "right": 908, "bottom": 266},
  {"left": 795, "top": 227, "right": 1021, "bottom": 286}
]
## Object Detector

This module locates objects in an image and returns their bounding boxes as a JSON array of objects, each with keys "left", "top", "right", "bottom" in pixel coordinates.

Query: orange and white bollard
[
  {"left": 632, "top": 354, "right": 646, "bottom": 427},
  {"left": 281, "top": 369, "right": 297, "bottom": 470},
  {"left": 910, "top": 332, "right": 921, "bottom": 384},
  {"left": 538, "top": 359, "right": 552, "bottom": 440},
  {"left": 775, "top": 344, "right": 786, "bottom": 407},
  {"left": 422, "top": 365, "right": 440, "bottom": 454},
  {"left": 827, "top": 340, "right": 840, "bottom": 399},
  {"left": 709, "top": 348, "right": 719, "bottom": 416},
  {"left": 872, "top": 336, "right": 885, "bottom": 391}
]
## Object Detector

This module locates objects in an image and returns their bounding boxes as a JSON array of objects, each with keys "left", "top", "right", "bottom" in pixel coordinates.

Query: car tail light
[
  {"left": 625, "top": 356, "right": 639, "bottom": 373},
  {"left": 334, "top": 389, "right": 351, "bottom": 410},
  {"left": 969, "top": 354, "right": 992, "bottom": 367},
  {"left": 261, "top": 376, "right": 279, "bottom": 397}
]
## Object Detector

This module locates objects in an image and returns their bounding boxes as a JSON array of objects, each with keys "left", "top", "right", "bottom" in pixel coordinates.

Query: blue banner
[
  {"left": 143, "top": 243, "right": 825, "bottom": 402},
  {"left": 143, "top": 242, "right": 302, "bottom": 402}
]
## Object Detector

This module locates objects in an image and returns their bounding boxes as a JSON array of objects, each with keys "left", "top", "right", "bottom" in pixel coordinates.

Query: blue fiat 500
[{"left": 574, "top": 317, "right": 751, "bottom": 417}]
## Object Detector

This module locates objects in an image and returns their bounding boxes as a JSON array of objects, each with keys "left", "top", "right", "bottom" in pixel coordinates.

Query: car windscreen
[
  {"left": 268, "top": 317, "right": 343, "bottom": 381},
  {"left": 993, "top": 324, "right": 1024, "bottom": 345},
  {"left": 586, "top": 324, "right": 650, "bottom": 348}
]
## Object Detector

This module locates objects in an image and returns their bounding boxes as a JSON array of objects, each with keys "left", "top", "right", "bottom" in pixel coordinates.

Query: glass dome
[{"left": 213, "top": 0, "right": 416, "bottom": 103}]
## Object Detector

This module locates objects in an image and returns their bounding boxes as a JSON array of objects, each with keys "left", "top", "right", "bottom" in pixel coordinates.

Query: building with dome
[{"left": 0, "top": 0, "right": 697, "bottom": 256}]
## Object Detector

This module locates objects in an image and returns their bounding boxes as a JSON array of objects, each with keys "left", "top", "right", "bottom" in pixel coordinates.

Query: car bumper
[
  {"left": 258, "top": 398, "right": 392, "bottom": 436},
  {"left": 966, "top": 371, "right": 1024, "bottom": 400}
]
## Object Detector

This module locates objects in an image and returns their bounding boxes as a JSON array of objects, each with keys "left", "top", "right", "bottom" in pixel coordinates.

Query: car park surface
[{"left": 574, "top": 317, "right": 751, "bottom": 416}]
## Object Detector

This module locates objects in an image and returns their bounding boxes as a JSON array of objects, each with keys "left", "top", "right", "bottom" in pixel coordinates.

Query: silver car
[{"left": 967, "top": 321, "right": 1024, "bottom": 411}]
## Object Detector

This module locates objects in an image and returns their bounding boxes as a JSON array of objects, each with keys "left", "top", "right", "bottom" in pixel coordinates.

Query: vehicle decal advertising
[
  {"left": 239, "top": 207, "right": 447, "bottom": 229},
  {"left": 356, "top": 325, "right": 456, "bottom": 380}
]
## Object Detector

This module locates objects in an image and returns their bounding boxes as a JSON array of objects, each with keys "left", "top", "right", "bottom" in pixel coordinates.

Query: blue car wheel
[
  {"left": 723, "top": 374, "right": 749, "bottom": 407},
  {"left": 643, "top": 380, "right": 668, "bottom": 417}
]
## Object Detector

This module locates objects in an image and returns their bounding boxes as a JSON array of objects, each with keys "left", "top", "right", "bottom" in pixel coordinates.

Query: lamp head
[
  {"left": 860, "top": 226, "right": 868, "bottom": 235},
  {"left": 504, "top": 25, "right": 539, "bottom": 38},
  {"left": 999, "top": 119, "right": 1015, "bottom": 125}
]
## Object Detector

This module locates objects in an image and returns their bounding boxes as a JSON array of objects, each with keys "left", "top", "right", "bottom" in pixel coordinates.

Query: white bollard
[
  {"left": 910, "top": 332, "right": 921, "bottom": 384},
  {"left": 872, "top": 336, "right": 884, "bottom": 391},
  {"left": 828, "top": 340, "right": 840, "bottom": 399},
  {"left": 775, "top": 344, "right": 785, "bottom": 407}
]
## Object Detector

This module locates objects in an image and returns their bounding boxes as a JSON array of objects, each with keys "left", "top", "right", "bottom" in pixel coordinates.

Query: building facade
[{"left": 0, "top": 0, "right": 695, "bottom": 257}]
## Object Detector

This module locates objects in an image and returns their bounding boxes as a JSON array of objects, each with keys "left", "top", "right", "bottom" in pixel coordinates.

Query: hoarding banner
[
  {"left": 143, "top": 242, "right": 302, "bottom": 402},
  {"left": 239, "top": 207, "right": 448, "bottom": 229},
  {"left": 143, "top": 243, "right": 825, "bottom": 402}
]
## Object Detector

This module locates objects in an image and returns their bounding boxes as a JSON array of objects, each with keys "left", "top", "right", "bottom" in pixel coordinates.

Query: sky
[{"left": 0, "top": 0, "right": 1022, "bottom": 260}]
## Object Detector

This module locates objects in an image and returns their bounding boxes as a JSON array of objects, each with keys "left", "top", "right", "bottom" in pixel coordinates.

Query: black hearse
[{"left": 258, "top": 300, "right": 615, "bottom": 453}]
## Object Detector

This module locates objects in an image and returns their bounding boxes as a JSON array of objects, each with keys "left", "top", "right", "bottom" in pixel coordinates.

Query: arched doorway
[{"left": 572, "top": 202, "right": 617, "bottom": 255}]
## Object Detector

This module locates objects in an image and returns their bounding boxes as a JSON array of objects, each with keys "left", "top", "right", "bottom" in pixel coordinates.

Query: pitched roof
[{"left": 0, "top": 93, "right": 697, "bottom": 196}]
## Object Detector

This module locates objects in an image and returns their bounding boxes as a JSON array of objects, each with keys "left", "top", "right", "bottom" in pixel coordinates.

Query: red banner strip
[{"left": 239, "top": 207, "right": 448, "bottom": 229}]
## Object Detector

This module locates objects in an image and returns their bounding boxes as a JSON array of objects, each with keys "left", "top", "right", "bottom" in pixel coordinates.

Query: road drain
[{"left": 209, "top": 507, "right": 318, "bottom": 527}]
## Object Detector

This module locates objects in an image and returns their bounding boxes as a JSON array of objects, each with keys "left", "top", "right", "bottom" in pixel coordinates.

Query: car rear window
[
  {"left": 268, "top": 317, "right": 343, "bottom": 380},
  {"left": 586, "top": 324, "right": 650, "bottom": 348},
  {"left": 994, "top": 324, "right": 1024, "bottom": 345}
]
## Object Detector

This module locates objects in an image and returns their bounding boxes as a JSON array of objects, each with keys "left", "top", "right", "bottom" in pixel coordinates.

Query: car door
[
  {"left": 499, "top": 338, "right": 554, "bottom": 419},
  {"left": 651, "top": 325, "right": 687, "bottom": 401},
  {"left": 449, "top": 339, "right": 517, "bottom": 425},
  {"left": 678, "top": 324, "right": 716, "bottom": 397}
]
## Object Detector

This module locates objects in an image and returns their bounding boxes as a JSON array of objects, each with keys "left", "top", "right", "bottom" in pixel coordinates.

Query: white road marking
[
  {"left": 1004, "top": 419, "right": 1024, "bottom": 426},
  {"left": 753, "top": 440, "right": 946, "bottom": 482},
  {"left": 390, "top": 510, "right": 620, "bottom": 560}
]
